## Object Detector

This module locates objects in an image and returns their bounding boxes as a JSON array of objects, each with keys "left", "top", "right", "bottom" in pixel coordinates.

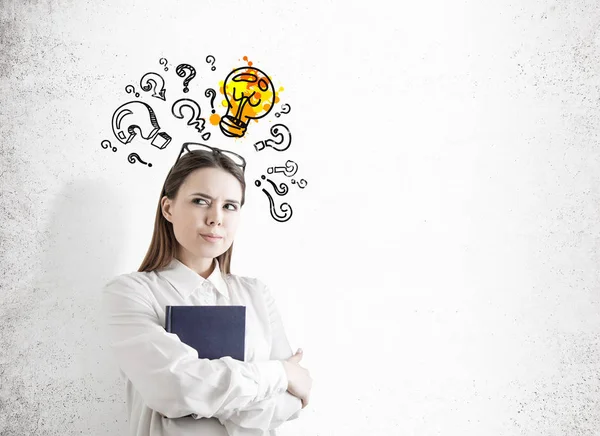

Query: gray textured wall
[{"left": 1, "top": 0, "right": 600, "bottom": 435}]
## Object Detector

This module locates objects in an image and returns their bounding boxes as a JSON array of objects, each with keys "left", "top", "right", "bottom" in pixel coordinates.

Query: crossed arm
[
  {"left": 215, "top": 280, "right": 303, "bottom": 434},
  {"left": 102, "top": 275, "right": 302, "bottom": 435}
]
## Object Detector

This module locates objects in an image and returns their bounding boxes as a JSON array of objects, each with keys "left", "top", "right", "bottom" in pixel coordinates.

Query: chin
[{"left": 197, "top": 246, "right": 229, "bottom": 258}]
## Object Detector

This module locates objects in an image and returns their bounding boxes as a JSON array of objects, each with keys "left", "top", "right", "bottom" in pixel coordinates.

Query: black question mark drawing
[
  {"left": 291, "top": 179, "right": 307, "bottom": 188},
  {"left": 206, "top": 55, "right": 216, "bottom": 71},
  {"left": 125, "top": 85, "right": 140, "bottom": 97},
  {"left": 159, "top": 58, "right": 168, "bottom": 71},
  {"left": 260, "top": 175, "right": 289, "bottom": 196},
  {"left": 171, "top": 98, "right": 209, "bottom": 139},
  {"left": 275, "top": 103, "right": 291, "bottom": 117},
  {"left": 254, "top": 179, "right": 293, "bottom": 222},
  {"left": 267, "top": 160, "right": 298, "bottom": 177},
  {"left": 128, "top": 152, "right": 152, "bottom": 167},
  {"left": 254, "top": 124, "right": 292, "bottom": 152},
  {"left": 140, "top": 72, "right": 167, "bottom": 101},
  {"left": 111, "top": 100, "right": 172, "bottom": 149},
  {"left": 175, "top": 64, "right": 196, "bottom": 93},
  {"left": 101, "top": 139, "right": 117, "bottom": 152},
  {"left": 205, "top": 88, "right": 217, "bottom": 114}
]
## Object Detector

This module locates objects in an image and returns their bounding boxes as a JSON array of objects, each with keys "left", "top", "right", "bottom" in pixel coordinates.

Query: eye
[
  {"left": 193, "top": 198, "right": 209, "bottom": 205},
  {"left": 225, "top": 203, "right": 238, "bottom": 211}
]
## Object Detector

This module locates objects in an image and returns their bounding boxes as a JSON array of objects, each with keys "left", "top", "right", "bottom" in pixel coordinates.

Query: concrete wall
[{"left": 1, "top": 0, "right": 599, "bottom": 434}]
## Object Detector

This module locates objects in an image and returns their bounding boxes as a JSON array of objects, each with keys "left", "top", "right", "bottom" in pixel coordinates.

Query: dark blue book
[{"left": 165, "top": 305, "right": 246, "bottom": 362}]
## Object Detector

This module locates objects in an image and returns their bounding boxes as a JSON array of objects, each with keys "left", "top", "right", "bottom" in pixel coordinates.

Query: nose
[{"left": 206, "top": 204, "right": 223, "bottom": 226}]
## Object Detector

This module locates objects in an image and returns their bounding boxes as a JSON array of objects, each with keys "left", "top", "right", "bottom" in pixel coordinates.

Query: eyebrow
[{"left": 190, "top": 192, "right": 241, "bottom": 205}]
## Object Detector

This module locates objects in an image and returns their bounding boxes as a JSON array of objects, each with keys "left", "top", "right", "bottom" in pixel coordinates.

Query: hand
[{"left": 282, "top": 348, "right": 312, "bottom": 409}]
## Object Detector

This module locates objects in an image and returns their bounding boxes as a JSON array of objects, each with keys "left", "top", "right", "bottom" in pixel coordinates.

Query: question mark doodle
[
  {"left": 205, "top": 88, "right": 217, "bottom": 113},
  {"left": 206, "top": 55, "right": 216, "bottom": 71},
  {"left": 260, "top": 175, "right": 289, "bottom": 196},
  {"left": 291, "top": 179, "right": 307, "bottom": 188},
  {"left": 140, "top": 72, "right": 167, "bottom": 101},
  {"left": 159, "top": 58, "right": 168, "bottom": 71},
  {"left": 275, "top": 103, "right": 291, "bottom": 118},
  {"left": 112, "top": 101, "right": 172, "bottom": 149},
  {"left": 267, "top": 160, "right": 298, "bottom": 177},
  {"left": 175, "top": 63, "right": 196, "bottom": 93},
  {"left": 101, "top": 139, "right": 117, "bottom": 152},
  {"left": 128, "top": 153, "right": 152, "bottom": 167},
  {"left": 202, "top": 132, "right": 211, "bottom": 141},
  {"left": 171, "top": 98, "right": 209, "bottom": 138},
  {"left": 125, "top": 85, "right": 140, "bottom": 97},
  {"left": 255, "top": 179, "right": 293, "bottom": 222},
  {"left": 254, "top": 124, "right": 292, "bottom": 152}
]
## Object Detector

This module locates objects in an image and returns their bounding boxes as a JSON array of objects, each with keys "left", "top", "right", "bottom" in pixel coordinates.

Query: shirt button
[{"left": 201, "top": 290, "right": 216, "bottom": 305}]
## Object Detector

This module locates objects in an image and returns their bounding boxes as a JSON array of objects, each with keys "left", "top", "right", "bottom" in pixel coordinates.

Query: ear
[{"left": 161, "top": 196, "right": 173, "bottom": 223}]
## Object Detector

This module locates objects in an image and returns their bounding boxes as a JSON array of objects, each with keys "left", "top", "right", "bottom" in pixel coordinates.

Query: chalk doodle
[
  {"left": 159, "top": 57, "right": 169, "bottom": 71},
  {"left": 254, "top": 124, "right": 292, "bottom": 152},
  {"left": 176, "top": 63, "right": 197, "bottom": 93},
  {"left": 254, "top": 178, "right": 293, "bottom": 223},
  {"left": 101, "top": 139, "right": 117, "bottom": 152},
  {"left": 206, "top": 55, "right": 216, "bottom": 71},
  {"left": 104, "top": 54, "right": 307, "bottom": 212},
  {"left": 125, "top": 85, "right": 140, "bottom": 97},
  {"left": 219, "top": 66, "right": 275, "bottom": 138},
  {"left": 128, "top": 152, "right": 153, "bottom": 167},
  {"left": 112, "top": 100, "right": 172, "bottom": 149},
  {"left": 205, "top": 88, "right": 217, "bottom": 113},
  {"left": 171, "top": 98, "right": 207, "bottom": 136},
  {"left": 267, "top": 160, "right": 298, "bottom": 177},
  {"left": 260, "top": 174, "right": 289, "bottom": 196},
  {"left": 140, "top": 72, "right": 167, "bottom": 101},
  {"left": 291, "top": 179, "right": 307, "bottom": 188},
  {"left": 275, "top": 103, "right": 291, "bottom": 117}
]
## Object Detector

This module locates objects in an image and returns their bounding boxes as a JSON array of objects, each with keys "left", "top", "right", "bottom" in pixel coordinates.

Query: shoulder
[
  {"left": 224, "top": 273, "right": 269, "bottom": 296},
  {"left": 225, "top": 274, "right": 273, "bottom": 304},
  {"left": 101, "top": 271, "right": 164, "bottom": 317},
  {"left": 102, "top": 270, "right": 157, "bottom": 299},
  {"left": 104, "top": 270, "right": 152, "bottom": 288},
  {"left": 224, "top": 273, "right": 266, "bottom": 290}
]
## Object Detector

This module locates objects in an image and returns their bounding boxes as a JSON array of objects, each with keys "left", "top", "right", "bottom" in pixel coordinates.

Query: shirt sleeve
[
  {"left": 218, "top": 393, "right": 299, "bottom": 436},
  {"left": 214, "top": 279, "right": 303, "bottom": 435},
  {"left": 262, "top": 280, "right": 303, "bottom": 423},
  {"left": 101, "top": 274, "right": 289, "bottom": 420}
]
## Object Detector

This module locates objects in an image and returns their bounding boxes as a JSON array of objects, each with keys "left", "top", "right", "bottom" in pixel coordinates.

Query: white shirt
[{"left": 101, "top": 257, "right": 303, "bottom": 436}]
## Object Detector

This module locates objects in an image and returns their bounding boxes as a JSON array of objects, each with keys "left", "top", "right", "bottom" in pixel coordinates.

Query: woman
[{"left": 101, "top": 142, "right": 312, "bottom": 436}]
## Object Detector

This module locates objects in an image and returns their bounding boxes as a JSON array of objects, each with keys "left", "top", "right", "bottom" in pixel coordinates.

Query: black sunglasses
[{"left": 176, "top": 142, "right": 247, "bottom": 171}]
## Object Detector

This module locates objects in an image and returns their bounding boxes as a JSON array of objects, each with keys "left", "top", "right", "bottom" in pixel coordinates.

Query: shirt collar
[{"left": 157, "top": 257, "right": 229, "bottom": 300}]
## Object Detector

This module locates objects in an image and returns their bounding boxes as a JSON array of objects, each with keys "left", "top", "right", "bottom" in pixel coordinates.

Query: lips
[{"left": 201, "top": 234, "right": 223, "bottom": 242}]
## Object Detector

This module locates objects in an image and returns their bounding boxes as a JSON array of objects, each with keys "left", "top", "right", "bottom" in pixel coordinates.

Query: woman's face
[{"left": 161, "top": 167, "right": 243, "bottom": 262}]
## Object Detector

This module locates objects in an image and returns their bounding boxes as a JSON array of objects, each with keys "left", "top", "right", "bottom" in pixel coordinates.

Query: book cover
[{"left": 165, "top": 305, "right": 246, "bottom": 361}]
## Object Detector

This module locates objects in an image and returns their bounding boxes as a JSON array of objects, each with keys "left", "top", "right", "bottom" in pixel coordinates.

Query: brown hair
[{"left": 137, "top": 149, "right": 246, "bottom": 274}]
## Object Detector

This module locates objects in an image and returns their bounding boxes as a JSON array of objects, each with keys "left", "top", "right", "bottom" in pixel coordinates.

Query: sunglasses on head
[{"left": 175, "top": 142, "right": 247, "bottom": 172}]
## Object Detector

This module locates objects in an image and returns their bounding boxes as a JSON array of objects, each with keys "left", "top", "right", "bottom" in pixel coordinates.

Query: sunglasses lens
[
  {"left": 185, "top": 144, "right": 213, "bottom": 154},
  {"left": 221, "top": 151, "right": 246, "bottom": 168},
  {"left": 183, "top": 144, "right": 246, "bottom": 169}
]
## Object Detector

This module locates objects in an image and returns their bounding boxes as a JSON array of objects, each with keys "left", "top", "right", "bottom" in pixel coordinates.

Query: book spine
[{"left": 165, "top": 306, "right": 171, "bottom": 332}]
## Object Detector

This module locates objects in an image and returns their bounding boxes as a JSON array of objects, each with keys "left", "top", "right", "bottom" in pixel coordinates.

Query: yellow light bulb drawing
[{"left": 219, "top": 66, "right": 275, "bottom": 138}]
